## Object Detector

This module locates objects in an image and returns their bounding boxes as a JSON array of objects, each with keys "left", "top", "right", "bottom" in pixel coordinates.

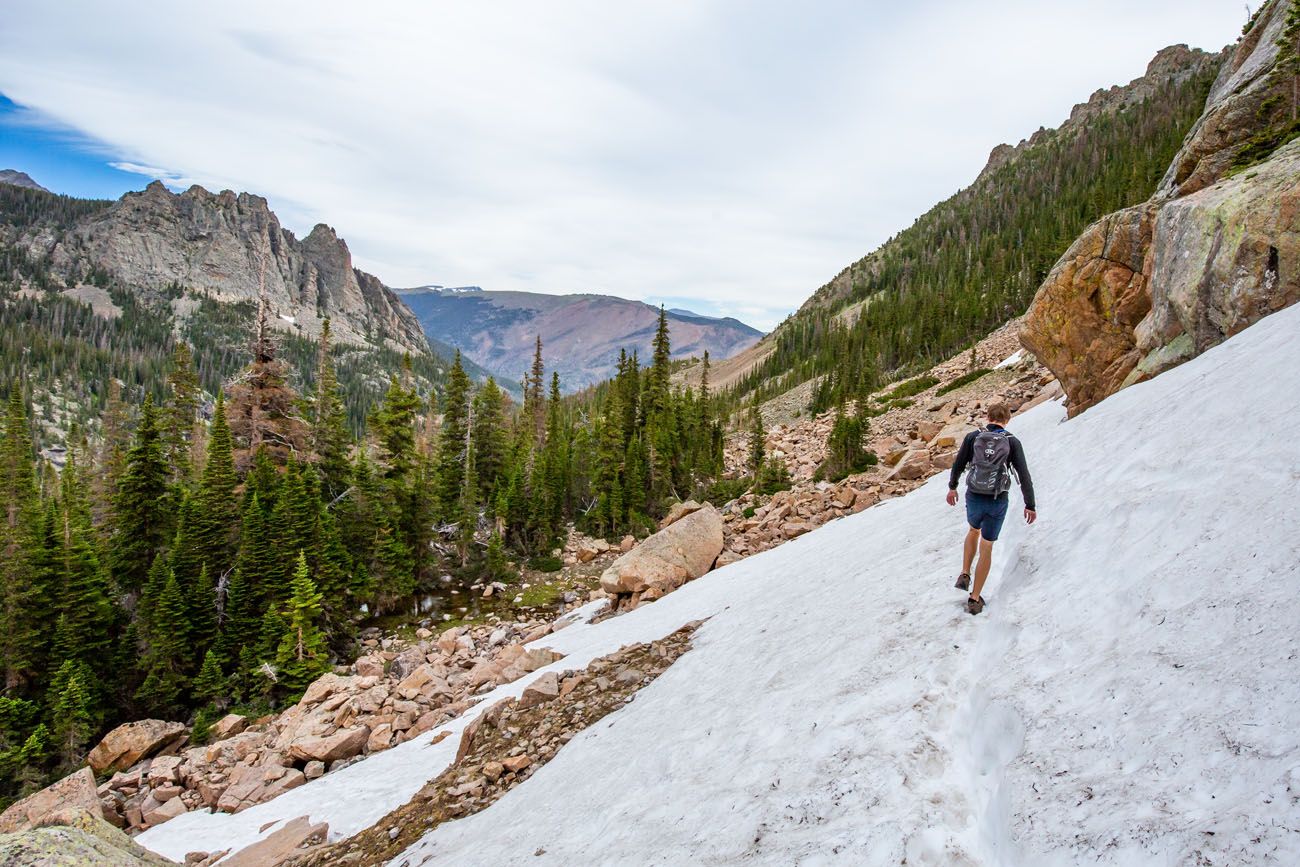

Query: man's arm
[
  {"left": 948, "top": 430, "right": 976, "bottom": 490},
  {"left": 1009, "top": 437, "right": 1035, "bottom": 511}
]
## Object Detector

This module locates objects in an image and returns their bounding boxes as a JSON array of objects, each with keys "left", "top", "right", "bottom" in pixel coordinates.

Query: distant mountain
[
  {"left": 0, "top": 180, "right": 499, "bottom": 437},
  {"left": 396, "top": 287, "right": 764, "bottom": 392},
  {"left": 0, "top": 169, "right": 48, "bottom": 192}
]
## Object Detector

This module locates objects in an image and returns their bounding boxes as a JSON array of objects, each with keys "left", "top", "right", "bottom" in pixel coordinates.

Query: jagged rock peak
[{"left": 29, "top": 179, "right": 429, "bottom": 355}]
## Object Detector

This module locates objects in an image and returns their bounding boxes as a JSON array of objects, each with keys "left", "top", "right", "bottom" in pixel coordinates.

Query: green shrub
[
  {"left": 527, "top": 555, "right": 563, "bottom": 573},
  {"left": 884, "top": 375, "right": 939, "bottom": 400},
  {"left": 936, "top": 368, "right": 992, "bottom": 396},
  {"left": 742, "top": 506, "right": 756, "bottom": 519},
  {"left": 753, "top": 457, "right": 792, "bottom": 496},
  {"left": 815, "top": 407, "right": 876, "bottom": 482}
]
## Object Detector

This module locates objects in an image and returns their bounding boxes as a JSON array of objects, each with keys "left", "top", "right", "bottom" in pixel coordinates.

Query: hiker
[{"left": 945, "top": 402, "right": 1036, "bottom": 615}]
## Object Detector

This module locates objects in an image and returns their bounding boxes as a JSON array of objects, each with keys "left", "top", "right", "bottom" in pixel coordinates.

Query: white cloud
[{"left": 0, "top": 0, "right": 1247, "bottom": 331}]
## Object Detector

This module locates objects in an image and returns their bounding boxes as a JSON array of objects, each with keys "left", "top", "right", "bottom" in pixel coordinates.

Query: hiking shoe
[
  {"left": 966, "top": 595, "right": 985, "bottom": 615},
  {"left": 955, "top": 573, "right": 971, "bottom": 591}
]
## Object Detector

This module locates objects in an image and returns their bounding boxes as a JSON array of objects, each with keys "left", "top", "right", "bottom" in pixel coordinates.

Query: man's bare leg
[
  {"left": 962, "top": 527, "right": 980, "bottom": 576},
  {"left": 971, "top": 537, "right": 994, "bottom": 601}
]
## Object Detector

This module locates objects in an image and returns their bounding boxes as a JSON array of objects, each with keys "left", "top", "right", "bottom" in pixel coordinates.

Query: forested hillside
[
  {"left": 0, "top": 181, "right": 496, "bottom": 440},
  {"left": 0, "top": 297, "right": 730, "bottom": 807},
  {"left": 721, "top": 46, "right": 1220, "bottom": 413}
]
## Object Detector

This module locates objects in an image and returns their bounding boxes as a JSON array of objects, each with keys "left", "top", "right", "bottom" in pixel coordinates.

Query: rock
[
  {"left": 367, "top": 724, "right": 393, "bottom": 753},
  {"left": 0, "top": 811, "right": 176, "bottom": 866},
  {"left": 41, "top": 182, "right": 428, "bottom": 358},
  {"left": 502, "top": 755, "right": 532, "bottom": 773},
  {"left": 353, "top": 656, "right": 385, "bottom": 678},
  {"left": 599, "top": 505, "right": 724, "bottom": 597},
  {"left": 929, "top": 420, "right": 975, "bottom": 450},
  {"left": 658, "top": 500, "right": 705, "bottom": 529},
  {"left": 885, "top": 450, "right": 933, "bottom": 482},
  {"left": 715, "top": 550, "right": 743, "bottom": 569},
  {"left": 146, "top": 755, "right": 183, "bottom": 786},
  {"left": 298, "top": 673, "right": 357, "bottom": 707},
  {"left": 208, "top": 714, "right": 248, "bottom": 742},
  {"left": 481, "top": 761, "right": 505, "bottom": 783},
  {"left": 915, "top": 419, "right": 943, "bottom": 441},
  {"left": 87, "top": 720, "right": 188, "bottom": 775},
  {"left": 1023, "top": 5, "right": 1300, "bottom": 414},
  {"left": 218, "top": 815, "right": 329, "bottom": 867},
  {"left": 518, "top": 672, "right": 560, "bottom": 710},
  {"left": 831, "top": 485, "right": 856, "bottom": 508},
  {"left": 0, "top": 768, "right": 103, "bottom": 833},
  {"left": 619, "top": 534, "right": 635, "bottom": 552},
  {"left": 303, "top": 761, "right": 326, "bottom": 781},
  {"left": 287, "top": 726, "right": 370, "bottom": 764},
  {"left": 1020, "top": 204, "right": 1155, "bottom": 414},
  {"left": 141, "top": 795, "right": 187, "bottom": 827}
]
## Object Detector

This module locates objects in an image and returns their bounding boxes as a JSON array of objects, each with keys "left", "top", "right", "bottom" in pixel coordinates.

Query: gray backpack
[{"left": 966, "top": 429, "right": 1012, "bottom": 496}]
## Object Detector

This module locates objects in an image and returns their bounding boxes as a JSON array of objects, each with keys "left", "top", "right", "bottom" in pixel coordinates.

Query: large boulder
[
  {"left": 0, "top": 811, "right": 177, "bottom": 866},
  {"left": 0, "top": 768, "right": 102, "bottom": 833},
  {"left": 600, "top": 505, "right": 724, "bottom": 597},
  {"left": 1022, "top": 2, "right": 1300, "bottom": 414},
  {"left": 287, "top": 726, "right": 369, "bottom": 764},
  {"left": 87, "top": 721, "right": 188, "bottom": 775}
]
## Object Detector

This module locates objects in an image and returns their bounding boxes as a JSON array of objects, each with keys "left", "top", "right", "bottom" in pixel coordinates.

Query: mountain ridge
[{"left": 397, "top": 285, "right": 763, "bottom": 392}]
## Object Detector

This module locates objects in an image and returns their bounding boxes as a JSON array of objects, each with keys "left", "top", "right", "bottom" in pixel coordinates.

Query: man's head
[{"left": 987, "top": 402, "right": 1011, "bottom": 425}]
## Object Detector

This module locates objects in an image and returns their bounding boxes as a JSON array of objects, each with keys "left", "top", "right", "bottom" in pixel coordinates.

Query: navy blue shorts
[{"left": 966, "top": 492, "right": 1009, "bottom": 541}]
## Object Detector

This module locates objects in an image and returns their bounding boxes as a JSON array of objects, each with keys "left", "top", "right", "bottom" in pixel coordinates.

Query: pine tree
[
  {"left": 0, "top": 387, "right": 42, "bottom": 690},
  {"left": 135, "top": 569, "right": 190, "bottom": 714},
  {"left": 484, "top": 532, "right": 514, "bottom": 582},
  {"left": 747, "top": 409, "right": 766, "bottom": 477},
  {"left": 471, "top": 378, "right": 509, "bottom": 505},
  {"left": 193, "top": 392, "right": 239, "bottom": 585},
  {"left": 192, "top": 648, "right": 227, "bottom": 708},
  {"left": 275, "top": 552, "right": 330, "bottom": 693},
  {"left": 50, "top": 659, "right": 96, "bottom": 768},
  {"left": 434, "top": 353, "right": 472, "bottom": 519},
  {"left": 163, "top": 342, "right": 201, "bottom": 483},
  {"left": 524, "top": 336, "right": 546, "bottom": 445},
  {"left": 92, "top": 380, "right": 131, "bottom": 532},
  {"left": 111, "top": 395, "right": 173, "bottom": 594},
  {"left": 310, "top": 319, "right": 352, "bottom": 499}
]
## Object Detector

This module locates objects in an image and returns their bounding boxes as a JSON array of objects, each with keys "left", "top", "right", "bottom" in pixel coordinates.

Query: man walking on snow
[{"left": 945, "top": 402, "right": 1036, "bottom": 615}]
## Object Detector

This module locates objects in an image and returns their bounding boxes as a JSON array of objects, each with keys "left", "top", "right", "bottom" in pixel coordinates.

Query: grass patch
[
  {"left": 937, "top": 367, "right": 992, "bottom": 395},
  {"left": 884, "top": 375, "right": 939, "bottom": 400}
]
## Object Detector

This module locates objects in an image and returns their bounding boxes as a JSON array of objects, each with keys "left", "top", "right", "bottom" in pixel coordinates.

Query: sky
[{"left": 0, "top": 1, "right": 1246, "bottom": 331}]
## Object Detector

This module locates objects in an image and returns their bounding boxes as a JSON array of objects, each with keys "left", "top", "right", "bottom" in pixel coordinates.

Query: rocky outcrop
[
  {"left": 87, "top": 720, "right": 188, "bottom": 775},
  {"left": 0, "top": 811, "right": 177, "bottom": 866},
  {"left": 0, "top": 768, "right": 103, "bottom": 833},
  {"left": 599, "top": 505, "right": 724, "bottom": 605},
  {"left": 94, "top": 617, "right": 565, "bottom": 833},
  {"left": 26, "top": 181, "right": 429, "bottom": 355},
  {"left": 1023, "top": 0, "right": 1300, "bottom": 412}
]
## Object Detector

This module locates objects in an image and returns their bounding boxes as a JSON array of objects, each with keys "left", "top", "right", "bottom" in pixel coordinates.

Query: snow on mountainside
[{"left": 140, "top": 303, "right": 1300, "bottom": 864}]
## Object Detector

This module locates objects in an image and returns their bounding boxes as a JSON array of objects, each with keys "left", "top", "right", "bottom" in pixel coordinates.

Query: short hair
[{"left": 988, "top": 402, "right": 1011, "bottom": 424}]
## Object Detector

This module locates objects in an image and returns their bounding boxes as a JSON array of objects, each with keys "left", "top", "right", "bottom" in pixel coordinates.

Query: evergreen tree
[
  {"left": 163, "top": 342, "right": 201, "bottom": 482},
  {"left": 111, "top": 395, "right": 172, "bottom": 594},
  {"left": 50, "top": 659, "right": 96, "bottom": 768},
  {"left": 192, "top": 648, "right": 227, "bottom": 708},
  {"left": 135, "top": 569, "right": 190, "bottom": 715},
  {"left": 471, "top": 377, "right": 509, "bottom": 505},
  {"left": 0, "top": 387, "right": 42, "bottom": 690},
  {"left": 274, "top": 552, "right": 330, "bottom": 693},
  {"left": 747, "top": 409, "right": 766, "bottom": 477},
  {"left": 434, "top": 353, "right": 472, "bottom": 519},
  {"left": 524, "top": 336, "right": 546, "bottom": 445},
  {"left": 311, "top": 319, "right": 352, "bottom": 499},
  {"left": 193, "top": 392, "right": 239, "bottom": 583}
]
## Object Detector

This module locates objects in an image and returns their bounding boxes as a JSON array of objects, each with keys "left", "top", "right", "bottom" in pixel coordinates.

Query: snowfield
[{"left": 143, "top": 303, "right": 1300, "bottom": 865}]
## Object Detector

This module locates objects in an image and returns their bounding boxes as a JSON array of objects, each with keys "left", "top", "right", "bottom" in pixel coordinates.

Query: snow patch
[
  {"left": 141, "top": 303, "right": 1300, "bottom": 866},
  {"left": 995, "top": 349, "right": 1023, "bottom": 369}
]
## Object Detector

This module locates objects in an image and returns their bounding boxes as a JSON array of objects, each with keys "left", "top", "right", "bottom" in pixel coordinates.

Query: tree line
[{"left": 0, "top": 304, "right": 726, "bottom": 806}]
